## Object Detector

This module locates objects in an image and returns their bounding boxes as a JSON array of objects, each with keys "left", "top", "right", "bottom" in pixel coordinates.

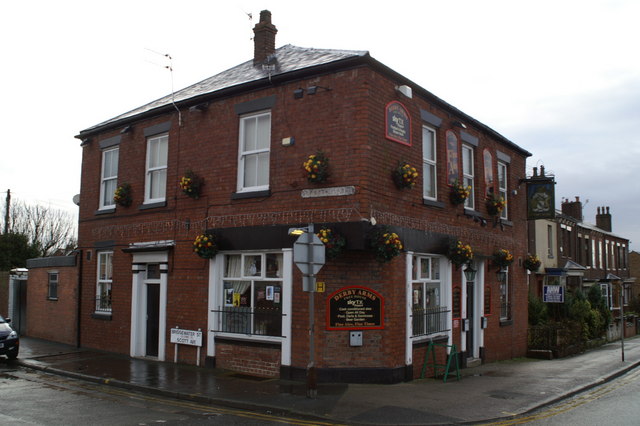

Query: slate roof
[
  {"left": 81, "top": 45, "right": 368, "bottom": 134},
  {"left": 77, "top": 43, "right": 530, "bottom": 156}
]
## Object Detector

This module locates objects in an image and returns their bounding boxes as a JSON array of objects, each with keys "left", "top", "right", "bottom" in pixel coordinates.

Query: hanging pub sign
[
  {"left": 385, "top": 101, "right": 411, "bottom": 145},
  {"left": 526, "top": 178, "right": 556, "bottom": 220},
  {"left": 327, "top": 286, "right": 384, "bottom": 330}
]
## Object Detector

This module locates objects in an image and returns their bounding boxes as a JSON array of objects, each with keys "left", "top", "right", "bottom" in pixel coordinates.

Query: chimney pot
[{"left": 253, "top": 10, "right": 278, "bottom": 66}]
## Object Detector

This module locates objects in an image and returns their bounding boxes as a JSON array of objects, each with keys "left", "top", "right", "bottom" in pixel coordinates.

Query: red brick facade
[
  {"left": 24, "top": 257, "right": 78, "bottom": 345},
  {"left": 75, "top": 12, "right": 530, "bottom": 382}
]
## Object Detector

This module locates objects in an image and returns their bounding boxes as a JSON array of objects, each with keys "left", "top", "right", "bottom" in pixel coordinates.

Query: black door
[
  {"left": 466, "top": 282, "right": 474, "bottom": 358},
  {"left": 146, "top": 284, "right": 160, "bottom": 357}
]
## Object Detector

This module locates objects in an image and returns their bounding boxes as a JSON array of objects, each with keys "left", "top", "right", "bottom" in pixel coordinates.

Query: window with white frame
[
  {"left": 598, "top": 241, "right": 603, "bottom": 269},
  {"left": 547, "top": 224, "right": 554, "bottom": 258},
  {"left": 411, "top": 255, "right": 447, "bottom": 337},
  {"left": 600, "top": 283, "right": 612, "bottom": 309},
  {"left": 48, "top": 272, "right": 58, "bottom": 300},
  {"left": 96, "top": 251, "right": 113, "bottom": 312},
  {"left": 99, "top": 147, "right": 119, "bottom": 209},
  {"left": 500, "top": 269, "right": 511, "bottom": 320},
  {"left": 497, "top": 161, "right": 508, "bottom": 219},
  {"left": 462, "top": 145, "right": 474, "bottom": 209},
  {"left": 422, "top": 126, "right": 437, "bottom": 201},
  {"left": 217, "top": 252, "right": 283, "bottom": 336},
  {"left": 145, "top": 134, "right": 168, "bottom": 203},
  {"left": 237, "top": 111, "right": 271, "bottom": 192}
]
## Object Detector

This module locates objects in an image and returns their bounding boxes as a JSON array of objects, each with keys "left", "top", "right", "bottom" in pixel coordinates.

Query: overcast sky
[{"left": 2, "top": 0, "right": 638, "bottom": 250}]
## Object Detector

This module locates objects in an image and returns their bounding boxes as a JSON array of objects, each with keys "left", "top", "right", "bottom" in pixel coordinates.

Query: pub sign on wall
[
  {"left": 327, "top": 286, "right": 384, "bottom": 330},
  {"left": 385, "top": 101, "right": 411, "bottom": 145}
]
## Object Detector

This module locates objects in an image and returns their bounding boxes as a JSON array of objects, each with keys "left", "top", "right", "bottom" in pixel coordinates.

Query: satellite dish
[{"left": 72, "top": 194, "right": 80, "bottom": 206}]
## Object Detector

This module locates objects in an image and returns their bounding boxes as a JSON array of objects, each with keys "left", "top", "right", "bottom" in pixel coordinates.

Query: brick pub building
[{"left": 75, "top": 11, "right": 531, "bottom": 383}]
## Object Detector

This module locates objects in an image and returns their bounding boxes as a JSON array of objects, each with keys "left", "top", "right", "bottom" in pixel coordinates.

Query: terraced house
[{"left": 75, "top": 11, "right": 532, "bottom": 383}]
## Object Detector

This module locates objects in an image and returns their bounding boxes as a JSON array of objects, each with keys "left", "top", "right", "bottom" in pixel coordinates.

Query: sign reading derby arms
[{"left": 327, "top": 286, "right": 384, "bottom": 330}]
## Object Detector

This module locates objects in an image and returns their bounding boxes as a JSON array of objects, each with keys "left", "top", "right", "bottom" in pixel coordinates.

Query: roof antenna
[{"left": 145, "top": 48, "right": 182, "bottom": 126}]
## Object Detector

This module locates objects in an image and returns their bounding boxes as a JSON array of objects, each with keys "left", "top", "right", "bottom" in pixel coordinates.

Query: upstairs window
[
  {"left": 145, "top": 134, "right": 168, "bottom": 203},
  {"left": 238, "top": 111, "right": 271, "bottom": 192},
  {"left": 497, "top": 161, "right": 508, "bottom": 219},
  {"left": 422, "top": 126, "right": 437, "bottom": 201},
  {"left": 99, "top": 147, "right": 119, "bottom": 209},
  {"left": 462, "top": 145, "right": 475, "bottom": 209}
]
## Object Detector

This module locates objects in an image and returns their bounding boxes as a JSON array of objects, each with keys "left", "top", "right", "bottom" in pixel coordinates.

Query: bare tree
[{"left": 6, "top": 200, "right": 77, "bottom": 257}]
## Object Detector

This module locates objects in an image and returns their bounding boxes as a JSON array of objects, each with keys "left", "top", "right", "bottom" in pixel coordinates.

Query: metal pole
[
  {"left": 307, "top": 223, "right": 317, "bottom": 398},
  {"left": 620, "top": 281, "right": 625, "bottom": 362}
]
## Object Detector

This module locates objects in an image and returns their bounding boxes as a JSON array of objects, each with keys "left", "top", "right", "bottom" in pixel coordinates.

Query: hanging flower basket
[
  {"left": 392, "top": 162, "right": 419, "bottom": 189},
  {"left": 193, "top": 233, "right": 218, "bottom": 259},
  {"left": 447, "top": 240, "right": 474, "bottom": 269},
  {"left": 113, "top": 183, "right": 132, "bottom": 207},
  {"left": 303, "top": 152, "right": 330, "bottom": 183},
  {"left": 450, "top": 180, "right": 471, "bottom": 205},
  {"left": 523, "top": 254, "right": 541, "bottom": 272},
  {"left": 369, "top": 226, "right": 403, "bottom": 263},
  {"left": 486, "top": 192, "right": 506, "bottom": 216},
  {"left": 492, "top": 248, "right": 514, "bottom": 269},
  {"left": 316, "top": 227, "right": 346, "bottom": 259},
  {"left": 179, "top": 169, "right": 204, "bottom": 199}
]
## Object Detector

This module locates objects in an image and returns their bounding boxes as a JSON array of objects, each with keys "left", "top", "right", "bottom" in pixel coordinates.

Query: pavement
[{"left": 7, "top": 335, "right": 640, "bottom": 425}]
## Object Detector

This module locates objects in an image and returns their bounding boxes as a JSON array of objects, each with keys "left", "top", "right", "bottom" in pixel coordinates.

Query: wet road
[
  {"left": 0, "top": 362, "right": 338, "bottom": 426},
  {"left": 481, "top": 368, "right": 640, "bottom": 425}
]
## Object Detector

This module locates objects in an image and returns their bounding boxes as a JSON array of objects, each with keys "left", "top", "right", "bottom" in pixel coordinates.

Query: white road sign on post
[{"left": 293, "top": 231, "right": 325, "bottom": 291}]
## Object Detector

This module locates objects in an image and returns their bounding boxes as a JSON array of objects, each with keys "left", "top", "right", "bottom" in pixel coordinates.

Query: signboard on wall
[
  {"left": 385, "top": 101, "right": 411, "bottom": 145},
  {"left": 327, "top": 286, "right": 384, "bottom": 330}
]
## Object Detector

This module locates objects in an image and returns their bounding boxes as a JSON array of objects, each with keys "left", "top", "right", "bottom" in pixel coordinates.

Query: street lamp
[
  {"left": 464, "top": 264, "right": 477, "bottom": 282},
  {"left": 496, "top": 268, "right": 507, "bottom": 283}
]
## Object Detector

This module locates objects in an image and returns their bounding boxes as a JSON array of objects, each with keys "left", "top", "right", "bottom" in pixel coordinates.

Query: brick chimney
[
  {"left": 596, "top": 206, "right": 612, "bottom": 232},
  {"left": 253, "top": 10, "right": 277, "bottom": 65},
  {"left": 561, "top": 196, "right": 583, "bottom": 221}
]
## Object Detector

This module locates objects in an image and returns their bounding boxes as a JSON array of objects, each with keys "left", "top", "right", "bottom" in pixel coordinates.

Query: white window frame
[
  {"left": 422, "top": 126, "right": 437, "bottom": 201},
  {"left": 48, "top": 271, "right": 59, "bottom": 300},
  {"left": 600, "top": 283, "right": 612, "bottom": 310},
  {"left": 497, "top": 161, "right": 508, "bottom": 219},
  {"left": 547, "top": 224, "right": 554, "bottom": 258},
  {"left": 237, "top": 111, "right": 271, "bottom": 193},
  {"left": 99, "top": 147, "right": 119, "bottom": 210},
  {"left": 214, "top": 251, "right": 286, "bottom": 340},
  {"left": 145, "top": 134, "right": 168, "bottom": 204},
  {"left": 462, "top": 145, "right": 475, "bottom": 210},
  {"left": 96, "top": 251, "right": 113, "bottom": 313},
  {"left": 500, "top": 269, "right": 511, "bottom": 320},
  {"left": 410, "top": 254, "right": 448, "bottom": 339}
]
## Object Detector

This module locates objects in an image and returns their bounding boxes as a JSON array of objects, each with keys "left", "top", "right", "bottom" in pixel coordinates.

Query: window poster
[
  {"left": 266, "top": 286, "right": 274, "bottom": 301},
  {"left": 385, "top": 101, "right": 411, "bottom": 145},
  {"left": 483, "top": 149, "right": 493, "bottom": 188},
  {"left": 446, "top": 130, "right": 459, "bottom": 184}
]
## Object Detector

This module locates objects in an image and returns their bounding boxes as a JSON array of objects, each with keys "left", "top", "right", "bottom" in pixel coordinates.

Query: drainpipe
[{"left": 76, "top": 249, "right": 83, "bottom": 348}]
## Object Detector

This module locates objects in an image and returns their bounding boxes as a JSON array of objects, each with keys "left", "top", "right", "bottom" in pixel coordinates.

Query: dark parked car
[{"left": 0, "top": 314, "right": 19, "bottom": 359}]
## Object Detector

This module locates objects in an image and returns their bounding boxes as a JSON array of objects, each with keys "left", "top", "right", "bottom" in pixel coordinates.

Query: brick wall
[{"left": 26, "top": 264, "right": 78, "bottom": 345}]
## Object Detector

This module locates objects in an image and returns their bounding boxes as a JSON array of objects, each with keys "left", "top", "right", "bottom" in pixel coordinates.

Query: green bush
[{"left": 528, "top": 295, "right": 548, "bottom": 326}]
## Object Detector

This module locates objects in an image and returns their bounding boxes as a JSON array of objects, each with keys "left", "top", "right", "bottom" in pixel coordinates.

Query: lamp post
[{"left": 290, "top": 224, "right": 325, "bottom": 398}]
